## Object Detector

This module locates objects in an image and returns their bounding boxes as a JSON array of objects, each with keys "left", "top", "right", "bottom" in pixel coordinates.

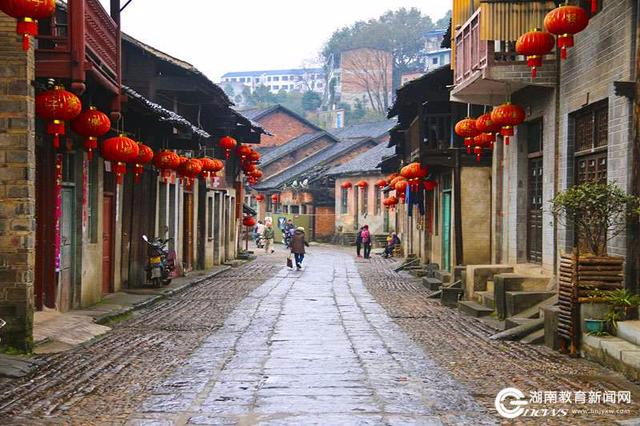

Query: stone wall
[{"left": 0, "top": 14, "right": 36, "bottom": 351}]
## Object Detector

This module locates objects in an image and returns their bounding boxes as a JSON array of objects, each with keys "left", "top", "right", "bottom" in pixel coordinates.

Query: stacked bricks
[{"left": 0, "top": 13, "right": 36, "bottom": 351}]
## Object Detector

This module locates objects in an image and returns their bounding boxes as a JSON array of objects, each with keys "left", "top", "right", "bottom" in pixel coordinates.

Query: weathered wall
[
  {"left": 314, "top": 206, "right": 335, "bottom": 239},
  {"left": 334, "top": 176, "right": 390, "bottom": 236},
  {"left": 460, "top": 167, "right": 492, "bottom": 265},
  {"left": 0, "top": 14, "right": 36, "bottom": 350},
  {"left": 256, "top": 111, "right": 317, "bottom": 147}
]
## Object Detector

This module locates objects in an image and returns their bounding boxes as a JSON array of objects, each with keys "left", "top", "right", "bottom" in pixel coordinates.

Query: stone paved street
[
  {"left": 2, "top": 246, "right": 640, "bottom": 425},
  {"left": 128, "top": 248, "right": 491, "bottom": 425}
]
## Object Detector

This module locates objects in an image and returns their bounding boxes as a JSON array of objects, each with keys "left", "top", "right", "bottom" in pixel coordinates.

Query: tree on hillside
[
  {"left": 302, "top": 91, "right": 322, "bottom": 112},
  {"left": 322, "top": 8, "right": 450, "bottom": 89}
]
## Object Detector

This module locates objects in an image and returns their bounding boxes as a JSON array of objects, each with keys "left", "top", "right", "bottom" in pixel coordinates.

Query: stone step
[
  {"left": 475, "top": 291, "right": 495, "bottom": 310},
  {"left": 458, "top": 300, "right": 494, "bottom": 318},
  {"left": 521, "top": 328, "right": 545, "bottom": 345},
  {"left": 422, "top": 277, "right": 442, "bottom": 291},
  {"left": 513, "top": 294, "right": 557, "bottom": 321},
  {"left": 441, "top": 287, "right": 463, "bottom": 308},
  {"left": 505, "top": 291, "right": 556, "bottom": 318},
  {"left": 490, "top": 318, "right": 545, "bottom": 341},
  {"left": 506, "top": 317, "right": 534, "bottom": 329},
  {"left": 583, "top": 334, "right": 640, "bottom": 381},
  {"left": 616, "top": 320, "right": 640, "bottom": 346},
  {"left": 434, "top": 270, "right": 451, "bottom": 284}
]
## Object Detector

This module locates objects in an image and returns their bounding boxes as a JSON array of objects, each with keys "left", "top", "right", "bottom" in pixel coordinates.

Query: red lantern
[
  {"left": 248, "top": 150, "right": 261, "bottom": 164},
  {"left": 248, "top": 169, "right": 263, "bottom": 185},
  {"left": 178, "top": 159, "right": 203, "bottom": 191},
  {"left": 341, "top": 181, "right": 352, "bottom": 190},
  {"left": 219, "top": 136, "right": 237, "bottom": 160},
  {"left": 0, "top": 0, "right": 56, "bottom": 51},
  {"left": 243, "top": 162, "right": 258, "bottom": 174},
  {"left": 36, "top": 86, "right": 82, "bottom": 149},
  {"left": 491, "top": 103, "right": 526, "bottom": 146},
  {"left": 544, "top": 5, "right": 589, "bottom": 60},
  {"left": 389, "top": 176, "right": 405, "bottom": 190},
  {"left": 356, "top": 180, "right": 368, "bottom": 189},
  {"left": 395, "top": 179, "right": 408, "bottom": 194},
  {"left": 237, "top": 144, "right": 252, "bottom": 161},
  {"left": 256, "top": 194, "right": 265, "bottom": 203},
  {"left": 102, "top": 135, "right": 139, "bottom": 185},
  {"left": 455, "top": 118, "right": 479, "bottom": 154},
  {"left": 387, "top": 173, "right": 399, "bottom": 182},
  {"left": 376, "top": 179, "right": 387, "bottom": 188},
  {"left": 424, "top": 180, "right": 438, "bottom": 191},
  {"left": 516, "top": 29, "right": 555, "bottom": 79},
  {"left": 153, "top": 150, "right": 180, "bottom": 184},
  {"left": 271, "top": 193, "right": 279, "bottom": 205},
  {"left": 71, "top": 106, "right": 111, "bottom": 160},
  {"left": 243, "top": 216, "right": 257, "bottom": 228},
  {"left": 385, "top": 196, "right": 398, "bottom": 210},
  {"left": 133, "top": 144, "right": 154, "bottom": 183}
]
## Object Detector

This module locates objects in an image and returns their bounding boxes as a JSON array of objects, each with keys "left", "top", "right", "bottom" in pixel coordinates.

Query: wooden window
[
  {"left": 341, "top": 188, "right": 348, "bottom": 214},
  {"left": 576, "top": 153, "right": 607, "bottom": 184},
  {"left": 527, "top": 119, "right": 543, "bottom": 155},
  {"left": 362, "top": 187, "right": 369, "bottom": 214},
  {"left": 375, "top": 187, "right": 382, "bottom": 215},
  {"left": 574, "top": 101, "right": 608, "bottom": 154}
]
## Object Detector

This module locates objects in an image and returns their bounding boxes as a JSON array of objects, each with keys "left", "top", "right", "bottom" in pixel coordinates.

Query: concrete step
[
  {"left": 521, "top": 328, "right": 545, "bottom": 345},
  {"left": 505, "top": 291, "right": 556, "bottom": 318},
  {"left": 583, "top": 334, "right": 640, "bottom": 381},
  {"left": 441, "top": 287, "right": 463, "bottom": 308},
  {"left": 458, "top": 300, "right": 494, "bottom": 318},
  {"left": 616, "top": 321, "right": 640, "bottom": 346},
  {"left": 434, "top": 270, "right": 451, "bottom": 284},
  {"left": 422, "top": 277, "right": 442, "bottom": 291},
  {"left": 514, "top": 294, "right": 557, "bottom": 320},
  {"left": 475, "top": 291, "right": 495, "bottom": 310}
]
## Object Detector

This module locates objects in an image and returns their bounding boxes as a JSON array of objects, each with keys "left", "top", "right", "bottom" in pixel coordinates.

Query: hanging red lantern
[
  {"left": 455, "top": 118, "right": 479, "bottom": 154},
  {"left": 237, "top": 144, "right": 252, "bottom": 161},
  {"left": 544, "top": 5, "right": 589, "bottom": 60},
  {"left": 35, "top": 86, "right": 82, "bottom": 149},
  {"left": 248, "top": 169, "right": 263, "bottom": 185},
  {"left": 0, "top": 0, "right": 56, "bottom": 51},
  {"left": 356, "top": 180, "right": 368, "bottom": 189},
  {"left": 395, "top": 179, "right": 408, "bottom": 194},
  {"left": 102, "top": 135, "right": 139, "bottom": 185},
  {"left": 341, "top": 181, "right": 352, "bottom": 190},
  {"left": 153, "top": 150, "right": 180, "bottom": 184},
  {"left": 133, "top": 144, "right": 154, "bottom": 183},
  {"left": 516, "top": 29, "right": 555, "bottom": 79},
  {"left": 491, "top": 103, "right": 526, "bottom": 146},
  {"left": 243, "top": 162, "right": 258, "bottom": 174},
  {"left": 256, "top": 194, "right": 265, "bottom": 203},
  {"left": 424, "top": 180, "right": 438, "bottom": 191},
  {"left": 376, "top": 179, "right": 387, "bottom": 189},
  {"left": 384, "top": 196, "right": 398, "bottom": 210},
  {"left": 70, "top": 107, "right": 111, "bottom": 160},
  {"left": 219, "top": 136, "right": 237, "bottom": 160},
  {"left": 178, "top": 158, "right": 203, "bottom": 191},
  {"left": 199, "top": 157, "right": 216, "bottom": 181},
  {"left": 389, "top": 176, "right": 405, "bottom": 190},
  {"left": 271, "top": 193, "right": 279, "bottom": 204},
  {"left": 248, "top": 150, "right": 261, "bottom": 164},
  {"left": 243, "top": 216, "right": 257, "bottom": 228},
  {"left": 387, "top": 173, "right": 399, "bottom": 182}
]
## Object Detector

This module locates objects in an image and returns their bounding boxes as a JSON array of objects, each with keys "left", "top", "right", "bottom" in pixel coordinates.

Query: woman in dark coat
[{"left": 290, "top": 227, "right": 310, "bottom": 270}]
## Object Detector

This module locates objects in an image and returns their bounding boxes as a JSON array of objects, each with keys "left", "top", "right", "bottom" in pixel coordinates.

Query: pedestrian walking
[
  {"left": 263, "top": 223, "right": 275, "bottom": 254},
  {"left": 255, "top": 220, "right": 266, "bottom": 248},
  {"left": 290, "top": 226, "right": 309, "bottom": 270},
  {"left": 355, "top": 226, "right": 364, "bottom": 257},
  {"left": 361, "top": 225, "right": 372, "bottom": 259}
]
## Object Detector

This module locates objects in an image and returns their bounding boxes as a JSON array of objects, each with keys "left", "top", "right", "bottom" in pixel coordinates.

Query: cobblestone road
[
  {"left": 354, "top": 250, "right": 640, "bottom": 425},
  {"left": 2, "top": 245, "right": 639, "bottom": 425}
]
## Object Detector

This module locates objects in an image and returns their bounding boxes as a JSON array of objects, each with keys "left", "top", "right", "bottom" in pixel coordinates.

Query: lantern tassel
[
  {"left": 532, "top": 67, "right": 537, "bottom": 79},
  {"left": 53, "top": 134, "right": 60, "bottom": 149},
  {"left": 88, "top": 149, "right": 94, "bottom": 161},
  {"left": 592, "top": 0, "right": 597, "bottom": 14},
  {"left": 22, "top": 35, "right": 30, "bottom": 51},
  {"left": 561, "top": 47, "right": 567, "bottom": 60},
  {"left": 504, "top": 136, "right": 510, "bottom": 146},
  {"left": 466, "top": 146, "right": 471, "bottom": 155}
]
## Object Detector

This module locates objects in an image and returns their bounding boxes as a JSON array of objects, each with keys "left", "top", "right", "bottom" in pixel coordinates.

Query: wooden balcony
[
  {"left": 36, "top": 0, "right": 121, "bottom": 101},
  {"left": 451, "top": 8, "right": 557, "bottom": 105}
]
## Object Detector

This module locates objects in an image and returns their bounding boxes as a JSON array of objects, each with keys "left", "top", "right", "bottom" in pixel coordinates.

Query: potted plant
[{"left": 604, "top": 289, "right": 640, "bottom": 332}]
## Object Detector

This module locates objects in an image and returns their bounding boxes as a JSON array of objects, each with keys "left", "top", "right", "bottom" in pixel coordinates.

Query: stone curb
[{"left": 94, "top": 266, "right": 232, "bottom": 325}]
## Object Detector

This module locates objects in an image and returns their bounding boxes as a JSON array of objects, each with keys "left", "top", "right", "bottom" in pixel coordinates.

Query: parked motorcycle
[{"left": 142, "top": 235, "right": 176, "bottom": 287}]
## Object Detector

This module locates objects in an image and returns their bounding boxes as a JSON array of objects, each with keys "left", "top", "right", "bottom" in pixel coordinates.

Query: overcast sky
[{"left": 101, "top": 1, "right": 450, "bottom": 81}]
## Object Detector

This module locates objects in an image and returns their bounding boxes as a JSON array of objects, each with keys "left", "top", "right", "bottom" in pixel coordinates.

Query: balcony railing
[
  {"left": 454, "top": 8, "right": 525, "bottom": 86},
  {"left": 36, "top": 0, "right": 120, "bottom": 93}
]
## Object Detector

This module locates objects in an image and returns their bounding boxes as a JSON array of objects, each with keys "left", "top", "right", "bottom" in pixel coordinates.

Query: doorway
[
  {"left": 102, "top": 193, "right": 115, "bottom": 294},
  {"left": 59, "top": 187, "right": 75, "bottom": 312},
  {"left": 183, "top": 192, "right": 194, "bottom": 271},
  {"left": 526, "top": 119, "right": 544, "bottom": 264},
  {"left": 442, "top": 191, "right": 451, "bottom": 271}
]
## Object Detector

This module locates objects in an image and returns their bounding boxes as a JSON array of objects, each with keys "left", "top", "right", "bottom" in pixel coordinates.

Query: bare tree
[{"left": 340, "top": 48, "right": 393, "bottom": 113}]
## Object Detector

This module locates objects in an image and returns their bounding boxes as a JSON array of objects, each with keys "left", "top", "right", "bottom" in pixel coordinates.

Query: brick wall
[
  {"left": 255, "top": 111, "right": 317, "bottom": 147},
  {"left": 314, "top": 206, "right": 335, "bottom": 239},
  {"left": 0, "top": 15, "right": 36, "bottom": 351}
]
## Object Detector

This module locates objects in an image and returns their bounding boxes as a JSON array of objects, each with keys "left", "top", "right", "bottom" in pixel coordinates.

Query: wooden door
[
  {"left": 102, "top": 194, "right": 114, "bottom": 294},
  {"left": 183, "top": 192, "right": 194, "bottom": 270},
  {"left": 527, "top": 157, "right": 543, "bottom": 263},
  {"left": 59, "top": 187, "right": 75, "bottom": 312},
  {"left": 442, "top": 192, "right": 451, "bottom": 271}
]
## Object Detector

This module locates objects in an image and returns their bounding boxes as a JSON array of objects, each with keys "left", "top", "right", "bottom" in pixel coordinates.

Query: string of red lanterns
[
  {"left": 133, "top": 143, "right": 154, "bottom": 184},
  {"left": 102, "top": 135, "right": 139, "bottom": 185},
  {"left": 35, "top": 85, "right": 82, "bottom": 149}
]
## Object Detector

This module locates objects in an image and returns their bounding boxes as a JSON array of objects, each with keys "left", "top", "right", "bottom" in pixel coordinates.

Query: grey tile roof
[
  {"left": 259, "top": 131, "right": 333, "bottom": 167},
  {"left": 326, "top": 142, "right": 395, "bottom": 176},
  {"left": 123, "top": 86, "right": 210, "bottom": 138},
  {"left": 238, "top": 105, "right": 323, "bottom": 132},
  {"left": 331, "top": 119, "right": 396, "bottom": 141},
  {"left": 254, "top": 138, "right": 371, "bottom": 191}
]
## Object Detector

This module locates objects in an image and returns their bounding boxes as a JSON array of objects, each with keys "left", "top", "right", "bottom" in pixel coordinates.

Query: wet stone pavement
[{"left": 128, "top": 249, "right": 493, "bottom": 425}]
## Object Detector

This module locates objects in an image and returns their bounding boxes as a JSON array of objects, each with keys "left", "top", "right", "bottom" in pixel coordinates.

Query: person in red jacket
[{"left": 361, "top": 225, "right": 372, "bottom": 259}]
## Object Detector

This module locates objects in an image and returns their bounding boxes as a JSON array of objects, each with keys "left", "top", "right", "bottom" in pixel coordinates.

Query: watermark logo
[{"left": 495, "top": 387, "right": 528, "bottom": 419}]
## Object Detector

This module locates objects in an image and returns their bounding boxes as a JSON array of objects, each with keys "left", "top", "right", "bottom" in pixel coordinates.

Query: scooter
[{"left": 142, "top": 235, "right": 175, "bottom": 287}]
